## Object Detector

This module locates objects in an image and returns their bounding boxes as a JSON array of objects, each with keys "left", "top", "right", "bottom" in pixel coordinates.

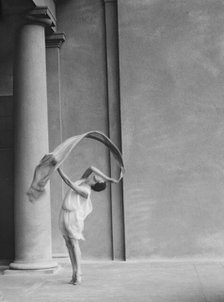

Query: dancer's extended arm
[
  {"left": 90, "top": 166, "right": 119, "bottom": 183},
  {"left": 57, "top": 168, "right": 88, "bottom": 198}
]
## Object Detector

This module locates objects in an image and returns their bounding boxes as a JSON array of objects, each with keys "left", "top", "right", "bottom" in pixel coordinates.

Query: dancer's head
[
  {"left": 82, "top": 168, "right": 107, "bottom": 192},
  {"left": 91, "top": 180, "right": 106, "bottom": 192}
]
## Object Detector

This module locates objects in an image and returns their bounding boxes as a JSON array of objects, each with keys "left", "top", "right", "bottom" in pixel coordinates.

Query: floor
[{"left": 1, "top": 261, "right": 224, "bottom": 302}]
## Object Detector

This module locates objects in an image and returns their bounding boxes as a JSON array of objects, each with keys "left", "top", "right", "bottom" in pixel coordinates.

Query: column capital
[
  {"left": 26, "top": 7, "right": 56, "bottom": 33},
  {"left": 46, "top": 32, "right": 66, "bottom": 48}
]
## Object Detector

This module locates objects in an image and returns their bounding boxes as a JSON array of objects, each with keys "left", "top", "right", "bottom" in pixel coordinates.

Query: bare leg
[
  {"left": 63, "top": 236, "right": 77, "bottom": 283},
  {"left": 70, "top": 238, "right": 82, "bottom": 284}
]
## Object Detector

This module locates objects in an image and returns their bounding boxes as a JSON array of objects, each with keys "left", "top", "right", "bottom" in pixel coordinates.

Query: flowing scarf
[{"left": 27, "top": 131, "right": 124, "bottom": 201}]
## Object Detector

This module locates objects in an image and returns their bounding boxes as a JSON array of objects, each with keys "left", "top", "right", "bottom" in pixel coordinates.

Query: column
[
  {"left": 9, "top": 12, "right": 57, "bottom": 270},
  {"left": 46, "top": 33, "right": 67, "bottom": 257},
  {"left": 103, "top": 0, "right": 125, "bottom": 260}
]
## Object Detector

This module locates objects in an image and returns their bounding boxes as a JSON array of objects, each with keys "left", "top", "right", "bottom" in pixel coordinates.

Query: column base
[
  {"left": 4, "top": 267, "right": 61, "bottom": 275},
  {"left": 8, "top": 259, "right": 58, "bottom": 271}
]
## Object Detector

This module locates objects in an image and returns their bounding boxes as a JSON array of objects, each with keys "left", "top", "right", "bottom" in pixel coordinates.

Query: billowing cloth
[
  {"left": 59, "top": 180, "right": 92, "bottom": 240},
  {"left": 27, "top": 131, "right": 124, "bottom": 201}
]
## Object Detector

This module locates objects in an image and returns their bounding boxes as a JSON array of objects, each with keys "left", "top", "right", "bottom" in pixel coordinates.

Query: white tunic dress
[{"left": 59, "top": 180, "right": 92, "bottom": 240}]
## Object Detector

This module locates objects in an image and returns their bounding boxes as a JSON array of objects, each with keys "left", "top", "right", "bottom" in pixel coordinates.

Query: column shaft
[{"left": 10, "top": 23, "right": 57, "bottom": 269}]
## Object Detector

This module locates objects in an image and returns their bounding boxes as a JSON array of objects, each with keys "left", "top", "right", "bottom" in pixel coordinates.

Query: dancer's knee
[
  {"left": 63, "top": 236, "right": 71, "bottom": 248},
  {"left": 70, "top": 238, "right": 78, "bottom": 248},
  {"left": 70, "top": 239, "right": 81, "bottom": 254}
]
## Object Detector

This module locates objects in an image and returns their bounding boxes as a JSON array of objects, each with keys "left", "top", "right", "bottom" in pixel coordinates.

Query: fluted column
[{"left": 9, "top": 11, "right": 57, "bottom": 270}]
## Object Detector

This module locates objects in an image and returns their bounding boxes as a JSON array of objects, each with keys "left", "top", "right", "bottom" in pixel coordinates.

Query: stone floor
[{"left": 1, "top": 261, "right": 224, "bottom": 302}]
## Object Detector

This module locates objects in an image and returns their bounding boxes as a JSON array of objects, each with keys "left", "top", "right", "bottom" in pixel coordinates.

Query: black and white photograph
[{"left": 1, "top": 0, "right": 224, "bottom": 301}]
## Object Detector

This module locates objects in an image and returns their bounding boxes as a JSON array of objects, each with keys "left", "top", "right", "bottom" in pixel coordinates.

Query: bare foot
[
  {"left": 69, "top": 274, "right": 82, "bottom": 285},
  {"left": 69, "top": 279, "right": 75, "bottom": 284},
  {"left": 73, "top": 274, "right": 82, "bottom": 285}
]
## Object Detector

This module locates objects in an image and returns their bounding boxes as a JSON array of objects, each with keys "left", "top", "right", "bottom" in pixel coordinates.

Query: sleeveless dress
[{"left": 59, "top": 180, "right": 92, "bottom": 240}]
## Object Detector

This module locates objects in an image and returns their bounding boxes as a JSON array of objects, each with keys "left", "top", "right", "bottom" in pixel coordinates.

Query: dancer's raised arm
[
  {"left": 89, "top": 166, "right": 120, "bottom": 183},
  {"left": 57, "top": 168, "right": 88, "bottom": 199}
]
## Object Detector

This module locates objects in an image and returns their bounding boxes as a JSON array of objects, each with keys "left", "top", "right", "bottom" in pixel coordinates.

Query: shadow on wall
[{"left": 0, "top": 96, "right": 14, "bottom": 261}]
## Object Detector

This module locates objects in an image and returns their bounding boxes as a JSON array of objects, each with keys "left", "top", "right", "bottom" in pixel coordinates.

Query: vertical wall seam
[
  {"left": 103, "top": 0, "right": 126, "bottom": 261},
  {"left": 115, "top": 0, "right": 126, "bottom": 261},
  {"left": 103, "top": 0, "right": 115, "bottom": 261}
]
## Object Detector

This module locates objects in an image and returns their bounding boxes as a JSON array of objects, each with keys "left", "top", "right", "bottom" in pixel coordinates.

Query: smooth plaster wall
[
  {"left": 54, "top": 0, "right": 113, "bottom": 259},
  {"left": 118, "top": 0, "right": 224, "bottom": 259}
]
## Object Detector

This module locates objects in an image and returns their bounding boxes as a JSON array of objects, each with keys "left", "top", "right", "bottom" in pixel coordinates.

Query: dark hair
[{"left": 91, "top": 182, "right": 106, "bottom": 192}]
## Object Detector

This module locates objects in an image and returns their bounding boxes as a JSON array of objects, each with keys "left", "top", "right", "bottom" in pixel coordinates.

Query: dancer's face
[{"left": 86, "top": 173, "right": 104, "bottom": 186}]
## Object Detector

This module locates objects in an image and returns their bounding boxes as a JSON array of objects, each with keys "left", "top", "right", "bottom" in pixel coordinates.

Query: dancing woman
[{"left": 58, "top": 166, "right": 109, "bottom": 285}]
